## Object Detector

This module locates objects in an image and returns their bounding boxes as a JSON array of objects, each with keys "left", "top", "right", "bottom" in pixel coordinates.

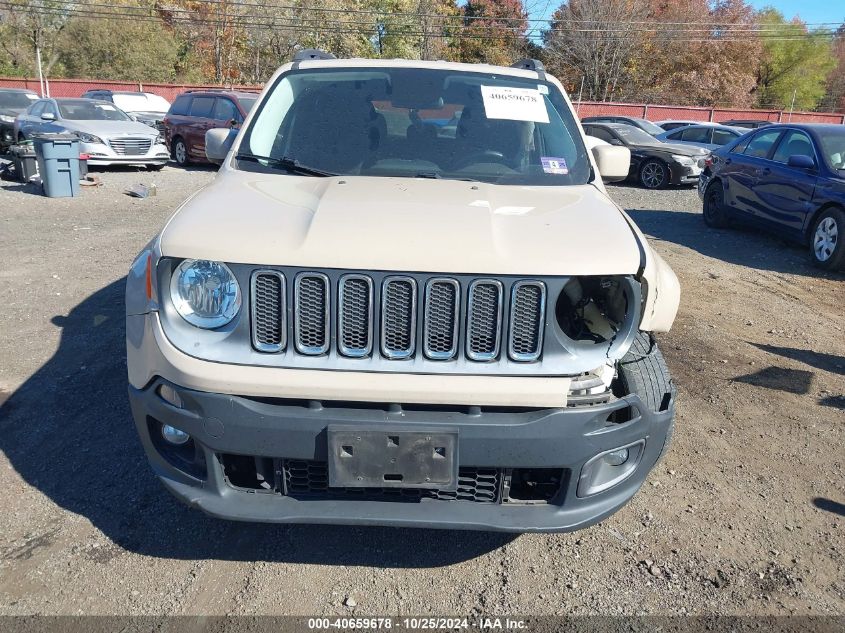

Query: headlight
[
  {"left": 76, "top": 132, "right": 105, "bottom": 144},
  {"left": 671, "top": 155, "right": 695, "bottom": 166},
  {"left": 170, "top": 259, "right": 241, "bottom": 328},
  {"left": 0, "top": 114, "right": 14, "bottom": 123}
]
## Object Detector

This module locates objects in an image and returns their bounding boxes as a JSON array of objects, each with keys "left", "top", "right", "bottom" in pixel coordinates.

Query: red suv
[{"left": 163, "top": 90, "right": 258, "bottom": 166}]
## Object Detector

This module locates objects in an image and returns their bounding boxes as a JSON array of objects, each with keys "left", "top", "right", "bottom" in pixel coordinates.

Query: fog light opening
[
  {"left": 157, "top": 384, "right": 183, "bottom": 408},
  {"left": 603, "top": 448, "right": 629, "bottom": 467},
  {"left": 161, "top": 424, "right": 190, "bottom": 446}
]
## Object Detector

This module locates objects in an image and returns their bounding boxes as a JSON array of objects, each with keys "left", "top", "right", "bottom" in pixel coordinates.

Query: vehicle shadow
[
  {"left": 0, "top": 279, "right": 515, "bottom": 567},
  {"left": 623, "top": 204, "right": 845, "bottom": 279},
  {"left": 749, "top": 343, "right": 844, "bottom": 376},
  {"left": 812, "top": 498, "right": 845, "bottom": 517}
]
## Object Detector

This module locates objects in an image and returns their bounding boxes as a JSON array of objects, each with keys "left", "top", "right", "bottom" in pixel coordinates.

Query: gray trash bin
[
  {"left": 9, "top": 143, "right": 39, "bottom": 183},
  {"left": 33, "top": 133, "right": 80, "bottom": 197}
]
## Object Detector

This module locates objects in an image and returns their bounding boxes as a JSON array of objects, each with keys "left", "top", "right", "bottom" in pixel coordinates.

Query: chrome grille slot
[
  {"left": 380, "top": 277, "right": 416, "bottom": 359},
  {"left": 508, "top": 281, "right": 545, "bottom": 362},
  {"left": 294, "top": 273, "right": 329, "bottom": 355},
  {"left": 338, "top": 274, "right": 373, "bottom": 357},
  {"left": 251, "top": 271, "right": 286, "bottom": 353},
  {"left": 466, "top": 280, "right": 503, "bottom": 361},
  {"left": 108, "top": 137, "right": 152, "bottom": 156},
  {"left": 423, "top": 278, "right": 459, "bottom": 360}
]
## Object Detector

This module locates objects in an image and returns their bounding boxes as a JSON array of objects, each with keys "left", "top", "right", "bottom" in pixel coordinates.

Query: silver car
[{"left": 14, "top": 98, "right": 169, "bottom": 169}]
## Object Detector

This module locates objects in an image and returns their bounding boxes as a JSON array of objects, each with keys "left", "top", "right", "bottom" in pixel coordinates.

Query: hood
[
  {"left": 0, "top": 107, "right": 28, "bottom": 117},
  {"left": 60, "top": 119, "right": 159, "bottom": 138},
  {"left": 129, "top": 110, "right": 166, "bottom": 119},
  {"left": 643, "top": 142, "right": 708, "bottom": 156},
  {"left": 160, "top": 172, "right": 643, "bottom": 276}
]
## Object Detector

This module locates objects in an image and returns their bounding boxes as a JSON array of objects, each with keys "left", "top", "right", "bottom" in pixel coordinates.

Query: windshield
[
  {"left": 817, "top": 128, "right": 845, "bottom": 171},
  {"left": 239, "top": 67, "right": 590, "bottom": 185},
  {"left": 113, "top": 93, "right": 170, "bottom": 114},
  {"left": 614, "top": 125, "right": 660, "bottom": 145},
  {"left": 58, "top": 100, "right": 132, "bottom": 121},
  {"left": 238, "top": 97, "right": 257, "bottom": 113},
  {"left": 635, "top": 118, "right": 665, "bottom": 135},
  {"left": 0, "top": 92, "right": 38, "bottom": 109}
]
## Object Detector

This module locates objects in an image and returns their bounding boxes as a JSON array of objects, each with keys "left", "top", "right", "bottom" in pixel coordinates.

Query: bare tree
[{"left": 542, "top": 0, "right": 648, "bottom": 101}]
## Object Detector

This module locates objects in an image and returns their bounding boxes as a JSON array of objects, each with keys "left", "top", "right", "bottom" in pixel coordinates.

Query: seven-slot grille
[
  {"left": 108, "top": 137, "right": 152, "bottom": 155},
  {"left": 250, "top": 271, "right": 547, "bottom": 363}
]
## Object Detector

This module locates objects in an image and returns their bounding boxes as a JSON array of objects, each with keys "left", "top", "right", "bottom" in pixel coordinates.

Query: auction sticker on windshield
[
  {"left": 481, "top": 85, "right": 549, "bottom": 123},
  {"left": 541, "top": 156, "right": 568, "bottom": 174}
]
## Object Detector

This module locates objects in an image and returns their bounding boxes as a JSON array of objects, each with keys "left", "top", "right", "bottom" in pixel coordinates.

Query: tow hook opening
[{"left": 503, "top": 468, "right": 566, "bottom": 504}]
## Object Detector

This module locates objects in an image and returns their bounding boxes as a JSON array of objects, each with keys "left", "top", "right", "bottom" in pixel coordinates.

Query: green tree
[
  {"left": 754, "top": 8, "right": 836, "bottom": 110},
  {"left": 456, "top": 0, "right": 529, "bottom": 66},
  {"left": 0, "top": 0, "right": 71, "bottom": 79},
  {"left": 56, "top": 16, "right": 185, "bottom": 82}
]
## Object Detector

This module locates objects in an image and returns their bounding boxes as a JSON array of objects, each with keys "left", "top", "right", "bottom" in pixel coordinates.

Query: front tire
[
  {"left": 639, "top": 159, "right": 668, "bottom": 189},
  {"left": 172, "top": 137, "right": 189, "bottom": 166},
  {"left": 703, "top": 181, "right": 730, "bottom": 228},
  {"left": 810, "top": 207, "right": 844, "bottom": 270},
  {"left": 617, "top": 333, "right": 675, "bottom": 462}
]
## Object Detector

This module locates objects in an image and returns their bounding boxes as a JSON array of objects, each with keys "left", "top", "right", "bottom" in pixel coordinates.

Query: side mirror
[
  {"left": 592, "top": 144, "right": 631, "bottom": 182},
  {"left": 787, "top": 154, "right": 814, "bottom": 169},
  {"left": 205, "top": 127, "right": 237, "bottom": 164},
  {"left": 229, "top": 118, "right": 240, "bottom": 129},
  {"left": 128, "top": 113, "right": 138, "bottom": 122},
  {"left": 40, "top": 112, "right": 55, "bottom": 121}
]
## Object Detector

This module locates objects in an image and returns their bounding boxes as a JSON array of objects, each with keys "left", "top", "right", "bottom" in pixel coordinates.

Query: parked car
[
  {"left": 15, "top": 97, "right": 168, "bottom": 169},
  {"left": 719, "top": 119, "right": 774, "bottom": 129},
  {"left": 81, "top": 90, "right": 170, "bottom": 133},
  {"left": 654, "top": 119, "right": 708, "bottom": 131},
  {"left": 0, "top": 88, "right": 39, "bottom": 151},
  {"left": 582, "top": 121, "right": 709, "bottom": 188},
  {"left": 125, "top": 53, "right": 680, "bottom": 533},
  {"left": 655, "top": 123, "right": 748, "bottom": 151},
  {"left": 581, "top": 115, "right": 665, "bottom": 137},
  {"left": 163, "top": 90, "right": 258, "bottom": 165},
  {"left": 699, "top": 123, "right": 845, "bottom": 270}
]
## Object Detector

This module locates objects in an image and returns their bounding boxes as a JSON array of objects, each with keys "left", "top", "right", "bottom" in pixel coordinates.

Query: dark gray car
[
  {"left": 0, "top": 88, "right": 39, "bottom": 151},
  {"left": 583, "top": 122, "right": 710, "bottom": 188}
]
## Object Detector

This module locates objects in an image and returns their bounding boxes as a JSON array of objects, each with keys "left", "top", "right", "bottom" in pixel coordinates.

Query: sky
[{"left": 530, "top": 1, "right": 845, "bottom": 27}]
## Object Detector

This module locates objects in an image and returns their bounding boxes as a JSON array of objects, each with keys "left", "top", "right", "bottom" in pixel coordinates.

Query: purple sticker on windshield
[{"left": 541, "top": 156, "right": 568, "bottom": 174}]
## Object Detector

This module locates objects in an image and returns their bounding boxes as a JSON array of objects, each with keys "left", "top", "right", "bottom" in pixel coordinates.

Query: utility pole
[
  {"left": 788, "top": 89, "right": 796, "bottom": 122},
  {"left": 36, "top": 44, "right": 45, "bottom": 97},
  {"left": 576, "top": 76, "right": 584, "bottom": 113}
]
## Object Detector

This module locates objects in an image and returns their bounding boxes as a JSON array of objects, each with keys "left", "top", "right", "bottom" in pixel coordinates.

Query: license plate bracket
[{"left": 327, "top": 426, "right": 458, "bottom": 490}]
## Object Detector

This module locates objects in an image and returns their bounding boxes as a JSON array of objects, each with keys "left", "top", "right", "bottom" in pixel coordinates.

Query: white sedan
[{"left": 15, "top": 97, "right": 169, "bottom": 169}]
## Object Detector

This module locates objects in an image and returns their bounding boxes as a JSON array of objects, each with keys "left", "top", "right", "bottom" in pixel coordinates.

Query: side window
[
  {"left": 666, "top": 130, "right": 683, "bottom": 140},
  {"left": 189, "top": 96, "right": 215, "bottom": 118},
  {"left": 29, "top": 101, "right": 45, "bottom": 116},
  {"left": 212, "top": 98, "right": 238, "bottom": 122},
  {"left": 712, "top": 129, "right": 738, "bottom": 146},
  {"left": 170, "top": 95, "right": 191, "bottom": 116},
  {"left": 588, "top": 127, "right": 616, "bottom": 144},
  {"left": 743, "top": 129, "right": 782, "bottom": 159},
  {"left": 680, "top": 127, "right": 712, "bottom": 143},
  {"left": 44, "top": 102, "right": 59, "bottom": 117},
  {"left": 771, "top": 130, "right": 815, "bottom": 164}
]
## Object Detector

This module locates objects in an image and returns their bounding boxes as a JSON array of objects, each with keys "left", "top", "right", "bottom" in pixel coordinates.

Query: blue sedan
[
  {"left": 655, "top": 123, "right": 748, "bottom": 151},
  {"left": 698, "top": 124, "right": 845, "bottom": 270}
]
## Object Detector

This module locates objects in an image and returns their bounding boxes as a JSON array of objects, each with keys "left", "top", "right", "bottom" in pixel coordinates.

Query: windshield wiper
[
  {"left": 235, "top": 153, "right": 336, "bottom": 177},
  {"left": 415, "top": 171, "right": 482, "bottom": 183}
]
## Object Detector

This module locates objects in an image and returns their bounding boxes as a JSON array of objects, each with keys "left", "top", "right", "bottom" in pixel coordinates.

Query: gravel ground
[{"left": 0, "top": 165, "right": 843, "bottom": 617}]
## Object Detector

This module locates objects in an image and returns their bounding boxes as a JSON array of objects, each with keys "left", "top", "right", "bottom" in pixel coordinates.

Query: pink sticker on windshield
[{"left": 541, "top": 157, "right": 568, "bottom": 174}]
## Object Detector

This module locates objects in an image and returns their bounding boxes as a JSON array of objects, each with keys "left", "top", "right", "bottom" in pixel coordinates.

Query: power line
[{"left": 1, "top": 1, "right": 841, "bottom": 42}]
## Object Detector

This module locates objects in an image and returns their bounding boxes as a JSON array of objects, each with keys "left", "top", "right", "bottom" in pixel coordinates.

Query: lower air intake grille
[
  {"left": 467, "top": 280, "right": 503, "bottom": 361},
  {"left": 509, "top": 281, "right": 545, "bottom": 361},
  {"left": 251, "top": 271, "right": 285, "bottom": 352},
  {"left": 294, "top": 273, "right": 329, "bottom": 355},
  {"left": 381, "top": 277, "right": 416, "bottom": 359},
  {"left": 283, "top": 460, "right": 501, "bottom": 503}
]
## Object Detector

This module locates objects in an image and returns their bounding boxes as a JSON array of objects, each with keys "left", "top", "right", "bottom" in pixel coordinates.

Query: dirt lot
[{"left": 0, "top": 165, "right": 842, "bottom": 617}]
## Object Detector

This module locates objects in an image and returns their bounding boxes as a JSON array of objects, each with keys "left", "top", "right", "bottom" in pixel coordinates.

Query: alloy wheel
[{"left": 641, "top": 161, "right": 666, "bottom": 189}]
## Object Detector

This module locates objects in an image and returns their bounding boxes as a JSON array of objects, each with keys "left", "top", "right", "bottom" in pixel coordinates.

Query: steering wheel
[{"left": 452, "top": 150, "right": 507, "bottom": 170}]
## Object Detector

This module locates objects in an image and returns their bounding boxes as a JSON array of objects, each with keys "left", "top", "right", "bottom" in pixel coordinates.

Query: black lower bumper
[{"left": 128, "top": 379, "right": 674, "bottom": 532}]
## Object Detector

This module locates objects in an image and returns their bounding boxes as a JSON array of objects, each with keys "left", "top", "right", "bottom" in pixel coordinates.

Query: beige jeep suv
[{"left": 126, "top": 52, "right": 680, "bottom": 532}]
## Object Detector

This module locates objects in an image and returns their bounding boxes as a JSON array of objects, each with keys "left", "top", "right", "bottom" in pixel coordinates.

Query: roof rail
[
  {"left": 293, "top": 49, "right": 336, "bottom": 62},
  {"left": 511, "top": 58, "right": 545, "bottom": 73}
]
